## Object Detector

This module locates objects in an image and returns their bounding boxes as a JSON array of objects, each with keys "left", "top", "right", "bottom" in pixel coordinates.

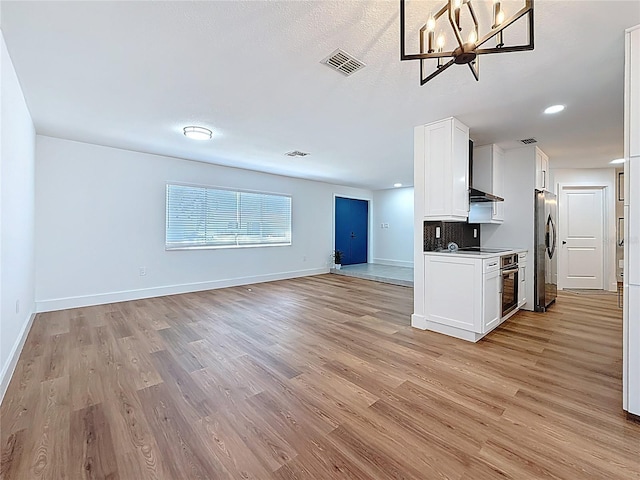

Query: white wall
[
  {"left": 0, "top": 32, "right": 36, "bottom": 400},
  {"left": 35, "top": 136, "right": 372, "bottom": 311},
  {"left": 372, "top": 187, "right": 414, "bottom": 267},
  {"left": 551, "top": 168, "right": 618, "bottom": 292},
  {"left": 482, "top": 146, "right": 536, "bottom": 309}
]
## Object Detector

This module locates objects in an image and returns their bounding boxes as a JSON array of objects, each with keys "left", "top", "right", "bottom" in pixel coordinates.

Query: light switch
[{"left": 435, "top": 227, "right": 441, "bottom": 238}]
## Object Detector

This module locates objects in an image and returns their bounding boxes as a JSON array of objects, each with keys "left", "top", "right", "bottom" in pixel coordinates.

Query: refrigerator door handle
[{"left": 547, "top": 214, "right": 557, "bottom": 259}]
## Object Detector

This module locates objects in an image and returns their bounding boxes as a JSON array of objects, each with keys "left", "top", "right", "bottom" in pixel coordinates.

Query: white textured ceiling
[{"left": 1, "top": 1, "right": 638, "bottom": 189}]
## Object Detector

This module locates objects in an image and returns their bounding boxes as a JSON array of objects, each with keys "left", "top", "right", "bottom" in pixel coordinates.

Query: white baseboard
[
  {"left": 35, "top": 267, "right": 329, "bottom": 313},
  {"left": 1, "top": 311, "right": 36, "bottom": 404},
  {"left": 372, "top": 258, "right": 414, "bottom": 268},
  {"left": 411, "top": 313, "right": 428, "bottom": 329},
  {"left": 421, "top": 320, "right": 483, "bottom": 342}
]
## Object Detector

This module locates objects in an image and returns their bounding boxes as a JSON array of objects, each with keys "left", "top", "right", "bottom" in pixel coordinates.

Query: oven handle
[{"left": 502, "top": 267, "right": 519, "bottom": 275}]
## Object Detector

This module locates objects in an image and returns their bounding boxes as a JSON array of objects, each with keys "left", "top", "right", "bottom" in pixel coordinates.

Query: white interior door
[{"left": 559, "top": 187, "right": 604, "bottom": 289}]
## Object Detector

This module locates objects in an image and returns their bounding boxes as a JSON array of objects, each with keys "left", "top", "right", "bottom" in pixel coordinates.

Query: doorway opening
[{"left": 334, "top": 196, "right": 369, "bottom": 265}]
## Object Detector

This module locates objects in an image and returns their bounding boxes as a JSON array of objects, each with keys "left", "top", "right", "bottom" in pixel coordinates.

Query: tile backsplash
[{"left": 423, "top": 221, "right": 481, "bottom": 251}]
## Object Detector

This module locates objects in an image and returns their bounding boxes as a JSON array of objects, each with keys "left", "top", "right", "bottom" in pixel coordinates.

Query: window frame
[{"left": 165, "top": 182, "right": 293, "bottom": 251}]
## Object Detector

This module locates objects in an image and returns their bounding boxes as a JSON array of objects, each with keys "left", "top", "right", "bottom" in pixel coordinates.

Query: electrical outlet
[
  {"left": 139, "top": 267, "right": 147, "bottom": 276},
  {"left": 384, "top": 223, "right": 389, "bottom": 228},
  {"left": 381, "top": 223, "right": 385, "bottom": 228},
  {"left": 435, "top": 226, "right": 441, "bottom": 238},
  {"left": 15, "top": 299, "right": 20, "bottom": 314}
]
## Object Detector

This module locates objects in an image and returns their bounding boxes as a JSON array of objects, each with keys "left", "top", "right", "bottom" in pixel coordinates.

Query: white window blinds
[{"left": 166, "top": 184, "right": 292, "bottom": 249}]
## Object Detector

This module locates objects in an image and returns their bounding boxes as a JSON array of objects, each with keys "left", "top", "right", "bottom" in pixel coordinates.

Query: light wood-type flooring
[{"left": 1, "top": 274, "right": 639, "bottom": 479}]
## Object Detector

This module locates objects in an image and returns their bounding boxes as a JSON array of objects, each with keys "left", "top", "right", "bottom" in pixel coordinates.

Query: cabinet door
[
  {"left": 425, "top": 256, "right": 482, "bottom": 332},
  {"left": 628, "top": 157, "right": 640, "bottom": 285},
  {"left": 629, "top": 28, "right": 640, "bottom": 157},
  {"left": 423, "top": 122, "right": 451, "bottom": 218},
  {"left": 535, "top": 149, "right": 549, "bottom": 191},
  {"left": 483, "top": 269, "right": 501, "bottom": 333},
  {"left": 518, "top": 263, "right": 527, "bottom": 307},
  {"left": 451, "top": 120, "right": 470, "bottom": 218},
  {"left": 627, "top": 284, "right": 640, "bottom": 415},
  {"left": 421, "top": 118, "right": 469, "bottom": 221},
  {"left": 535, "top": 149, "right": 543, "bottom": 190},
  {"left": 543, "top": 154, "right": 550, "bottom": 191}
]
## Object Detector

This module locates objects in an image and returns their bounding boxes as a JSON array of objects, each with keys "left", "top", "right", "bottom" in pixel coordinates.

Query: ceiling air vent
[
  {"left": 285, "top": 150, "right": 310, "bottom": 157},
  {"left": 520, "top": 138, "right": 538, "bottom": 145},
  {"left": 322, "top": 49, "right": 365, "bottom": 77}
]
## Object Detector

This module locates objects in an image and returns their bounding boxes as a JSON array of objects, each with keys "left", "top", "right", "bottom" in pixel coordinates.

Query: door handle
[{"left": 562, "top": 240, "right": 567, "bottom": 245}]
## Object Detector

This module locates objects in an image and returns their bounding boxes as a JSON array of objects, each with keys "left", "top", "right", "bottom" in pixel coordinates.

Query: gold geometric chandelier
[{"left": 400, "top": 0, "right": 534, "bottom": 85}]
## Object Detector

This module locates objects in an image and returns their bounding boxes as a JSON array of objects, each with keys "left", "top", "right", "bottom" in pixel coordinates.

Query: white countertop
[{"left": 424, "top": 248, "right": 525, "bottom": 259}]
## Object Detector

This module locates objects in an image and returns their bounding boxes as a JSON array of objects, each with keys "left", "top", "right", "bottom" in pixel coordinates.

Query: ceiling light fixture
[
  {"left": 285, "top": 150, "right": 310, "bottom": 157},
  {"left": 394, "top": 183, "right": 403, "bottom": 187},
  {"left": 183, "top": 126, "right": 213, "bottom": 140},
  {"left": 544, "top": 104, "right": 565, "bottom": 114},
  {"left": 610, "top": 158, "right": 625, "bottom": 164},
  {"left": 399, "top": 0, "right": 534, "bottom": 85}
]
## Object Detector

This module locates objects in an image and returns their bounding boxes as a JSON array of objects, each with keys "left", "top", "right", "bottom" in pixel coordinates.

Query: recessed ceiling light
[
  {"left": 393, "top": 183, "right": 403, "bottom": 187},
  {"left": 183, "top": 126, "right": 212, "bottom": 140},
  {"left": 610, "top": 158, "right": 625, "bottom": 164},
  {"left": 544, "top": 104, "right": 565, "bottom": 114}
]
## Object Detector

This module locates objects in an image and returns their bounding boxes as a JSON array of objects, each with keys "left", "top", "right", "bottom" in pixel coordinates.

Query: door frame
[
  {"left": 332, "top": 194, "right": 372, "bottom": 265},
  {"left": 557, "top": 183, "right": 616, "bottom": 291}
]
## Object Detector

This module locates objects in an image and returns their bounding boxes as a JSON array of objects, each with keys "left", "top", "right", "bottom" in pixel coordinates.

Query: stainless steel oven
[{"left": 501, "top": 253, "right": 519, "bottom": 317}]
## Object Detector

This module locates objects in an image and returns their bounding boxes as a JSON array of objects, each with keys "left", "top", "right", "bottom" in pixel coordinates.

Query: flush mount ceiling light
[
  {"left": 285, "top": 150, "right": 310, "bottom": 157},
  {"left": 544, "top": 104, "right": 565, "bottom": 114},
  {"left": 183, "top": 126, "right": 213, "bottom": 140},
  {"left": 610, "top": 158, "right": 625, "bottom": 164},
  {"left": 400, "top": 0, "right": 534, "bottom": 85},
  {"left": 394, "top": 183, "right": 403, "bottom": 187}
]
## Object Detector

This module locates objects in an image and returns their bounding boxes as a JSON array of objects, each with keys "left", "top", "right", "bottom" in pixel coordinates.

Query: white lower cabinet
[
  {"left": 423, "top": 253, "right": 514, "bottom": 342},
  {"left": 627, "top": 284, "right": 640, "bottom": 414},
  {"left": 424, "top": 255, "right": 482, "bottom": 334},
  {"left": 518, "top": 251, "right": 528, "bottom": 307},
  {"left": 483, "top": 265, "right": 501, "bottom": 333}
]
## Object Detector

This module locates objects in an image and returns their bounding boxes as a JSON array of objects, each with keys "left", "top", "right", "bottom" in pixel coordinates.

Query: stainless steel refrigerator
[{"left": 534, "top": 190, "right": 558, "bottom": 311}]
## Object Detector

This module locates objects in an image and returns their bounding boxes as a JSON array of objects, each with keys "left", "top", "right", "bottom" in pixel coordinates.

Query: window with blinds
[{"left": 166, "top": 184, "right": 292, "bottom": 249}]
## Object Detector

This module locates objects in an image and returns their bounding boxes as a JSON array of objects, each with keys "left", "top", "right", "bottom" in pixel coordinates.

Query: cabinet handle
[{"left": 542, "top": 170, "right": 546, "bottom": 188}]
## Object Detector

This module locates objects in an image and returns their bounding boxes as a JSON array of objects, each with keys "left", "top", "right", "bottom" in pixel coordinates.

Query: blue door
[{"left": 335, "top": 197, "right": 368, "bottom": 265}]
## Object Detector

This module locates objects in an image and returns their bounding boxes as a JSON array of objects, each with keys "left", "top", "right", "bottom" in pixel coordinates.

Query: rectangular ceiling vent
[
  {"left": 285, "top": 150, "right": 310, "bottom": 157},
  {"left": 520, "top": 137, "right": 538, "bottom": 144},
  {"left": 322, "top": 49, "right": 365, "bottom": 77}
]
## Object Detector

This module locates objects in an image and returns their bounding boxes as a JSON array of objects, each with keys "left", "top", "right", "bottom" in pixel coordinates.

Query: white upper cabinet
[
  {"left": 469, "top": 144, "right": 504, "bottom": 223},
  {"left": 415, "top": 117, "right": 469, "bottom": 221},
  {"left": 628, "top": 27, "right": 640, "bottom": 157},
  {"left": 535, "top": 147, "right": 550, "bottom": 191}
]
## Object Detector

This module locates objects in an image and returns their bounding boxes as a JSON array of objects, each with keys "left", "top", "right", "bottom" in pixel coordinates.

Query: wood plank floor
[{"left": 1, "top": 274, "right": 639, "bottom": 479}]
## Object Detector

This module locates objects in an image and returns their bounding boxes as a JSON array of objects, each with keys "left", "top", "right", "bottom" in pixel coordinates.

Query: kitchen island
[{"left": 412, "top": 249, "right": 526, "bottom": 342}]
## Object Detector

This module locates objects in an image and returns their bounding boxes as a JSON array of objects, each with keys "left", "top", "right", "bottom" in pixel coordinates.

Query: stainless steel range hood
[
  {"left": 468, "top": 140, "right": 504, "bottom": 203},
  {"left": 469, "top": 187, "right": 504, "bottom": 203}
]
